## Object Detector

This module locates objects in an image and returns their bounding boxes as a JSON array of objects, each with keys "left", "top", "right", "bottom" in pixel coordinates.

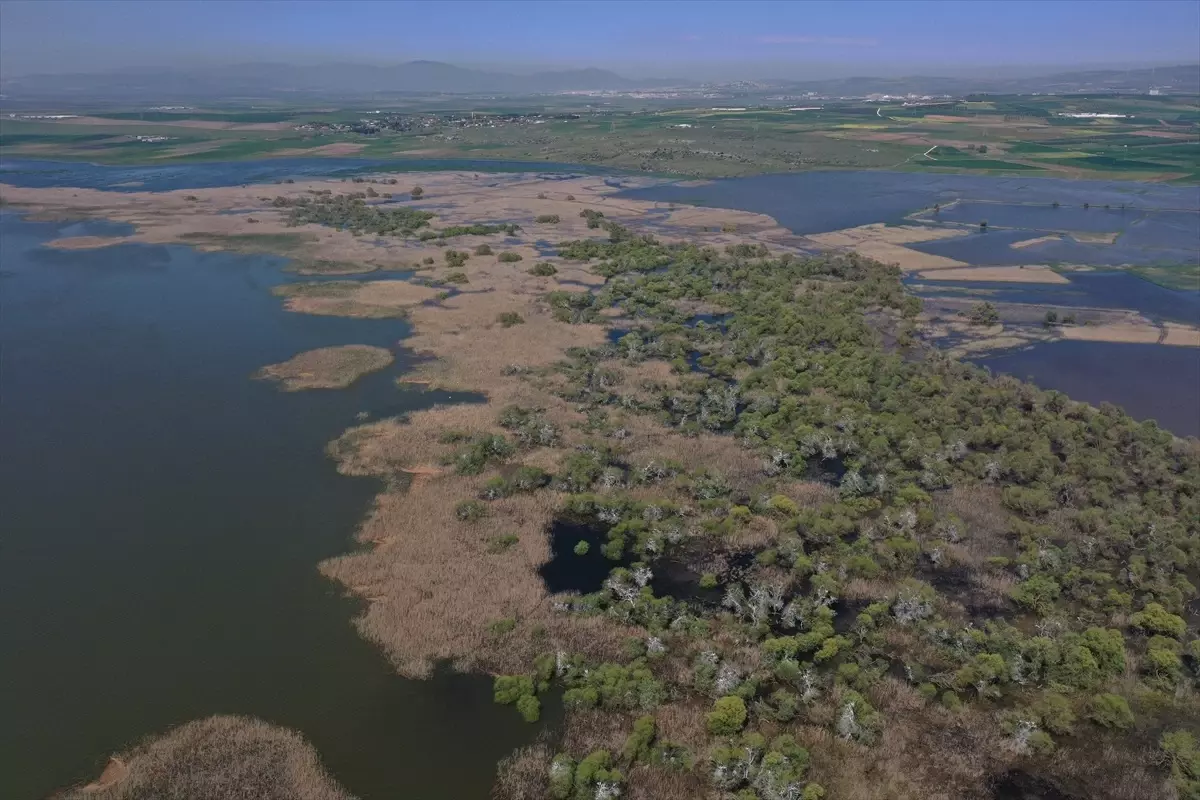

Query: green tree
[{"left": 707, "top": 695, "right": 748, "bottom": 735}]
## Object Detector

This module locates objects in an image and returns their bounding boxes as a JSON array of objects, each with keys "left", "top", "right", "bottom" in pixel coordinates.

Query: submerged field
[{"left": 5, "top": 161, "right": 1199, "bottom": 800}]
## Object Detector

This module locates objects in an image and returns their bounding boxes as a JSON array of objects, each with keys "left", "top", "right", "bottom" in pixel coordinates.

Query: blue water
[
  {"left": 0, "top": 212, "right": 540, "bottom": 799},
  {"left": 973, "top": 341, "right": 1200, "bottom": 437},
  {"left": 907, "top": 272, "right": 1200, "bottom": 324},
  {"left": 931, "top": 202, "right": 1143, "bottom": 232},
  {"left": 619, "top": 171, "right": 1200, "bottom": 235}
]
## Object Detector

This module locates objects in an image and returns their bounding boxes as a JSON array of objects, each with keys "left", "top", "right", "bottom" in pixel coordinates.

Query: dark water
[
  {"left": 618, "top": 171, "right": 1200, "bottom": 235},
  {"left": 0, "top": 213, "right": 542, "bottom": 799},
  {"left": 539, "top": 520, "right": 624, "bottom": 595},
  {"left": 907, "top": 272, "right": 1200, "bottom": 324},
  {"left": 972, "top": 341, "right": 1200, "bottom": 437},
  {"left": 0, "top": 157, "right": 612, "bottom": 192}
]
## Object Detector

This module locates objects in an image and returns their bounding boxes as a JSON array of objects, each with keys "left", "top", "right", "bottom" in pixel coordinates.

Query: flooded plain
[{"left": 0, "top": 213, "right": 543, "bottom": 799}]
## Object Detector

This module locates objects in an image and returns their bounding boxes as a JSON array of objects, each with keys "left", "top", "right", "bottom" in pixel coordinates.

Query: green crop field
[{"left": 1, "top": 93, "right": 1195, "bottom": 181}]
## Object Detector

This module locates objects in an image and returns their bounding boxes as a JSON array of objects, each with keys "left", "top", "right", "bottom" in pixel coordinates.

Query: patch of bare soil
[
  {"left": 256, "top": 345, "right": 395, "bottom": 390},
  {"left": 914, "top": 265, "right": 1069, "bottom": 284},
  {"left": 808, "top": 223, "right": 969, "bottom": 271},
  {"left": 1010, "top": 234, "right": 1062, "bottom": 250},
  {"left": 1061, "top": 319, "right": 1200, "bottom": 347},
  {"left": 55, "top": 716, "right": 353, "bottom": 800},
  {"left": 44, "top": 235, "right": 131, "bottom": 250}
]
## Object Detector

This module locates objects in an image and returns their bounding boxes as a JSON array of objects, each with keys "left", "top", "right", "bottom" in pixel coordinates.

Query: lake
[
  {"left": 0, "top": 213, "right": 543, "bottom": 799},
  {"left": 972, "top": 341, "right": 1200, "bottom": 437}
]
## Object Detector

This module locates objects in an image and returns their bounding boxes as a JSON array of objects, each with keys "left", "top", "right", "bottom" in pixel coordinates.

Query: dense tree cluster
[{"left": 483, "top": 237, "right": 1198, "bottom": 799}]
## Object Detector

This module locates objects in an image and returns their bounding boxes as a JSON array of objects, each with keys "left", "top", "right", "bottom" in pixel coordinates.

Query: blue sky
[{"left": 2, "top": 0, "right": 1198, "bottom": 77}]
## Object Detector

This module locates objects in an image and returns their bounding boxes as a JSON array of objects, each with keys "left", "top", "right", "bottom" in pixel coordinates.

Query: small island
[{"left": 256, "top": 345, "right": 395, "bottom": 391}]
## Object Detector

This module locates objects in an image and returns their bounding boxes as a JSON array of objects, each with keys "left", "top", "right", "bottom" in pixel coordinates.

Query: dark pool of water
[
  {"left": 908, "top": 271, "right": 1200, "bottom": 324},
  {"left": 618, "top": 171, "right": 1200, "bottom": 236},
  {"left": 0, "top": 213, "right": 542, "bottom": 799},
  {"left": 539, "top": 519, "right": 627, "bottom": 595},
  {"left": 972, "top": 340, "right": 1200, "bottom": 437}
]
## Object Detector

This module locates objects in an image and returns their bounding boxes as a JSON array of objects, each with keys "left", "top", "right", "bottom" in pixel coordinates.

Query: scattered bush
[
  {"left": 529, "top": 261, "right": 558, "bottom": 276},
  {"left": 498, "top": 251, "right": 524, "bottom": 263},
  {"left": 454, "top": 500, "right": 488, "bottom": 522}
]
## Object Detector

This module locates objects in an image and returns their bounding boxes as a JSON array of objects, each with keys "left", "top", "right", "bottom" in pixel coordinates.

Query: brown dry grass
[
  {"left": 57, "top": 716, "right": 353, "bottom": 800},
  {"left": 492, "top": 741, "right": 553, "bottom": 800},
  {"left": 272, "top": 280, "right": 442, "bottom": 318},
  {"left": 256, "top": 345, "right": 394, "bottom": 390}
]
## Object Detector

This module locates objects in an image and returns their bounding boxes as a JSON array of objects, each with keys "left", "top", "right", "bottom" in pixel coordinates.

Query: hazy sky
[{"left": 2, "top": 0, "right": 1198, "bottom": 78}]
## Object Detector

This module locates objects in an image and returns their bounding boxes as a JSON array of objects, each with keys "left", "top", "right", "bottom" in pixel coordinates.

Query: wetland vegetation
[{"left": 4, "top": 158, "right": 1197, "bottom": 800}]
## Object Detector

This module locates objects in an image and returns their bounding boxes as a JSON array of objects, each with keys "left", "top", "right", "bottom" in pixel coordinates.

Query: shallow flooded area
[
  {"left": 0, "top": 213, "right": 541, "bottom": 799},
  {"left": 907, "top": 271, "right": 1200, "bottom": 323},
  {"left": 618, "top": 170, "right": 1200, "bottom": 235}
]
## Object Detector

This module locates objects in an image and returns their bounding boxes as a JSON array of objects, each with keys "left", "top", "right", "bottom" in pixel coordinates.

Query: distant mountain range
[
  {"left": 0, "top": 60, "right": 672, "bottom": 103},
  {"left": 1, "top": 60, "right": 1196, "bottom": 105},
  {"left": 780, "top": 64, "right": 1199, "bottom": 96}
]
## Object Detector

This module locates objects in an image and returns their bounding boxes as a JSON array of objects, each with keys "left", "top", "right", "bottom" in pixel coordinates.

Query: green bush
[
  {"left": 1131, "top": 602, "right": 1187, "bottom": 638},
  {"left": 454, "top": 500, "right": 488, "bottom": 522},
  {"left": 536, "top": 214, "right": 561, "bottom": 224},
  {"left": 498, "top": 251, "right": 524, "bottom": 263},
  {"left": 516, "top": 693, "right": 541, "bottom": 722},
  {"left": 707, "top": 695, "right": 747, "bottom": 735},
  {"left": 574, "top": 540, "right": 591, "bottom": 556},
  {"left": 1032, "top": 693, "right": 1076, "bottom": 734},
  {"left": 474, "top": 244, "right": 493, "bottom": 255},
  {"left": 486, "top": 533, "right": 519, "bottom": 553},
  {"left": 494, "top": 674, "right": 535, "bottom": 705},
  {"left": 1161, "top": 731, "right": 1200, "bottom": 799},
  {"left": 497, "top": 311, "right": 525, "bottom": 328},
  {"left": 529, "top": 261, "right": 558, "bottom": 276},
  {"left": 444, "top": 271, "right": 469, "bottom": 284},
  {"left": 1088, "top": 693, "right": 1134, "bottom": 729}
]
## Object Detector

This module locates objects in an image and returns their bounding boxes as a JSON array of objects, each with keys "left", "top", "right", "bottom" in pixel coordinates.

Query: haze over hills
[{"left": 1, "top": 60, "right": 1196, "bottom": 105}]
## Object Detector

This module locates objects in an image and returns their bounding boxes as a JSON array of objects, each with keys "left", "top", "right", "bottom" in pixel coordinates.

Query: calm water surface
[
  {"left": 0, "top": 213, "right": 544, "bottom": 799},
  {"left": 972, "top": 341, "right": 1200, "bottom": 437}
]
